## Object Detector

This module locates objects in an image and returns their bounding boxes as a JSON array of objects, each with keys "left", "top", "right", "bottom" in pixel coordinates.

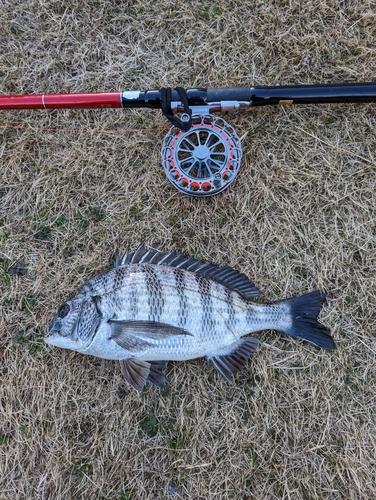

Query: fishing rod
[{"left": 1, "top": 82, "right": 376, "bottom": 197}]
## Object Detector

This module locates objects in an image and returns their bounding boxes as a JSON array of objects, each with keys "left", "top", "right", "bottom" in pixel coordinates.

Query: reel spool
[{"left": 161, "top": 114, "right": 242, "bottom": 197}]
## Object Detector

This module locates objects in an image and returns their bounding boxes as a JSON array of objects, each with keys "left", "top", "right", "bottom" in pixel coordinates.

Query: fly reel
[{"left": 161, "top": 114, "right": 242, "bottom": 197}]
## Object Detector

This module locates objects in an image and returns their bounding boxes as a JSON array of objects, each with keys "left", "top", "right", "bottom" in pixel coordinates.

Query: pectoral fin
[
  {"left": 109, "top": 320, "right": 192, "bottom": 351},
  {"left": 119, "top": 359, "right": 167, "bottom": 392},
  {"left": 207, "top": 337, "right": 259, "bottom": 383}
]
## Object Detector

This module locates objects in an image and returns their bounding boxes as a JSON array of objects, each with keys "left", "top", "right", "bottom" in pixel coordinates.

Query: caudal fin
[{"left": 281, "top": 290, "right": 336, "bottom": 350}]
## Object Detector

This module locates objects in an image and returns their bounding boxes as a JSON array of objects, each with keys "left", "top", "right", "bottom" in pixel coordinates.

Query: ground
[{"left": 1, "top": 1, "right": 376, "bottom": 499}]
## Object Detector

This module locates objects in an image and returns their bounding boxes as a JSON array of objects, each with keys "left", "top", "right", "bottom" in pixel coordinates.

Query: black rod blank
[{"left": 121, "top": 83, "right": 376, "bottom": 109}]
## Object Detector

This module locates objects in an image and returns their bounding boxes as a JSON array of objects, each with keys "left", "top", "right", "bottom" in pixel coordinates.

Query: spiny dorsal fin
[
  {"left": 114, "top": 243, "right": 262, "bottom": 299},
  {"left": 207, "top": 337, "right": 259, "bottom": 383}
]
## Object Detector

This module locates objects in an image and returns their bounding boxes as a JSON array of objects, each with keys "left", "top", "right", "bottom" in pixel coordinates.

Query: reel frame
[{"left": 161, "top": 113, "right": 242, "bottom": 197}]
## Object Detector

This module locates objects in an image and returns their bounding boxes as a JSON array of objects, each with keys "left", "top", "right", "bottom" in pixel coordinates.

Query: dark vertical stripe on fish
[
  {"left": 143, "top": 265, "right": 164, "bottom": 322},
  {"left": 246, "top": 303, "right": 254, "bottom": 325},
  {"left": 173, "top": 267, "right": 188, "bottom": 328},
  {"left": 195, "top": 274, "right": 213, "bottom": 331},
  {"left": 225, "top": 288, "right": 236, "bottom": 328}
]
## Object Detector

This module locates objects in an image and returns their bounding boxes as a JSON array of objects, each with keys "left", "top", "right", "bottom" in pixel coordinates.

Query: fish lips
[
  {"left": 47, "top": 319, "right": 55, "bottom": 335},
  {"left": 44, "top": 332, "right": 53, "bottom": 345},
  {"left": 45, "top": 319, "right": 57, "bottom": 344},
  {"left": 45, "top": 320, "right": 63, "bottom": 346},
  {"left": 44, "top": 331, "right": 82, "bottom": 350},
  {"left": 45, "top": 317, "right": 61, "bottom": 341}
]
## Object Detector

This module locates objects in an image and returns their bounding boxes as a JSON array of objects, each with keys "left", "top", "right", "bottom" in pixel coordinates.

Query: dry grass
[{"left": 1, "top": 1, "right": 376, "bottom": 498}]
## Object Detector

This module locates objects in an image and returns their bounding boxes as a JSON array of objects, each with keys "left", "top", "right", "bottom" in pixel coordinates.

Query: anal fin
[
  {"left": 119, "top": 359, "right": 167, "bottom": 392},
  {"left": 207, "top": 337, "right": 259, "bottom": 383}
]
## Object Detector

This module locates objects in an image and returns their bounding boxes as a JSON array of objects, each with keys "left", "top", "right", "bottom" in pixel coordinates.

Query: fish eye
[{"left": 57, "top": 303, "right": 70, "bottom": 318}]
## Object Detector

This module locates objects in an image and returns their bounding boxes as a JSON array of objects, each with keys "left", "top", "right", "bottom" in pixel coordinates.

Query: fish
[{"left": 46, "top": 243, "right": 336, "bottom": 392}]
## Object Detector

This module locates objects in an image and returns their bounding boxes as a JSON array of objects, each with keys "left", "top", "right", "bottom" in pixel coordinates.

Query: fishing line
[{"left": 0, "top": 124, "right": 169, "bottom": 134}]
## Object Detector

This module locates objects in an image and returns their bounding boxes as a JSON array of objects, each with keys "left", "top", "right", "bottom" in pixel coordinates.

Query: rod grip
[{"left": 249, "top": 82, "right": 376, "bottom": 106}]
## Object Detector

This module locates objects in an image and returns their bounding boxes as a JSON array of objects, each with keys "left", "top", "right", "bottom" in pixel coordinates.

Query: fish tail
[{"left": 280, "top": 290, "right": 336, "bottom": 350}]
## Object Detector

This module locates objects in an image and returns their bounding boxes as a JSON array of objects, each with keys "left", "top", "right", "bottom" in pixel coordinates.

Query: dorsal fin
[{"left": 114, "top": 243, "right": 262, "bottom": 299}]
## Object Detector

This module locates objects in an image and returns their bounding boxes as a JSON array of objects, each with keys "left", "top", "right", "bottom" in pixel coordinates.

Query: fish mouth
[{"left": 45, "top": 322, "right": 60, "bottom": 344}]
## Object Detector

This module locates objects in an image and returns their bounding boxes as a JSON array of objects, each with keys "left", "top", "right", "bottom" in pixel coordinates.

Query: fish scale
[
  {"left": 143, "top": 265, "right": 164, "bottom": 322},
  {"left": 173, "top": 267, "right": 189, "bottom": 328},
  {"left": 46, "top": 244, "right": 336, "bottom": 392},
  {"left": 195, "top": 274, "right": 214, "bottom": 333}
]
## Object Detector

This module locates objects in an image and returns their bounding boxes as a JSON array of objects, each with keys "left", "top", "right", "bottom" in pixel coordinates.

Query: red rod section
[{"left": 0, "top": 92, "right": 123, "bottom": 110}]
